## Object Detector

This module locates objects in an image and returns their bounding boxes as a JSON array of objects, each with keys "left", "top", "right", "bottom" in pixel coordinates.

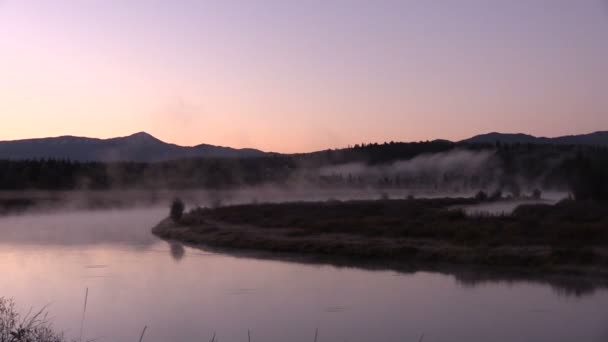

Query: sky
[{"left": 1, "top": 0, "right": 607, "bottom": 153}]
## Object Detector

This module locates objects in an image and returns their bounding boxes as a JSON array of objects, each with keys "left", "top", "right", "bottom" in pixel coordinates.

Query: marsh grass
[
  {"left": 0, "top": 297, "right": 69, "bottom": 342},
  {"left": 181, "top": 198, "right": 608, "bottom": 247},
  {"left": 1, "top": 295, "right": 428, "bottom": 342},
  {"left": 78, "top": 288, "right": 88, "bottom": 342},
  {"left": 157, "top": 198, "right": 608, "bottom": 272},
  {"left": 138, "top": 326, "right": 147, "bottom": 342},
  {"left": 0, "top": 289, "right": 150, "bottom": 342}
]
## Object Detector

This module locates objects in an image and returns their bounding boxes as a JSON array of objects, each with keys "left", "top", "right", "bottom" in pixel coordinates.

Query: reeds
[
  {"left": 1, "top": 296, "right": 427, "bottom": 342},
  {"left": 0, "top": 297, "right": 66, "bottom": 342},
  {"left": 205, "top": 329, "right": 320, "bottom": 342},
  {"left": 138, "top": 326, "right": 147, "bottom": 342},
  {"left": 78, "top": 288, "right": 88, "bottom": 342}
]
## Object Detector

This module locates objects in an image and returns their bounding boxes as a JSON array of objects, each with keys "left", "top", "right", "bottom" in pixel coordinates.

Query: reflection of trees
[
  {"left": 452, "top": 269, "right": 602, "bottom": 298},
  {"left": 179, "top": 245, "right": 608, "bottom": 299},
  {"left": 169, "top": 241, "right": 185, "bottom": 262}
]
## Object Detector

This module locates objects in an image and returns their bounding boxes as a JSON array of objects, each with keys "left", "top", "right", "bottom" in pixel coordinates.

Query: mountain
[
  {"left": 0, "top": 132, "right": 268, "bottom": 162},
  {"left": 2, "top": 130, "right": 607, "bottom": 163},
  {"left": 461, "top": 131, "right": 608, "bottom": 146}
]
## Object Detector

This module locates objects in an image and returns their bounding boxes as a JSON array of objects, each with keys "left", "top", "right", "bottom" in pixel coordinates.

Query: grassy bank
[{"left": 153, "top": 198, "right": 608, "bottom": 275}]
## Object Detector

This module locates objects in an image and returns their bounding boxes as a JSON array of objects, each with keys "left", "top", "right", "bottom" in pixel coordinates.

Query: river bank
[{"left": 153, "top": 198, "right": 608, "bottom": 276}]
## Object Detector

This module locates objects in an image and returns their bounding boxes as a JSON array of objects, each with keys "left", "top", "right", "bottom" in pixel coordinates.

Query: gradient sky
[{"left": 1, "top": 0, "right": 607, "bottom": 152}]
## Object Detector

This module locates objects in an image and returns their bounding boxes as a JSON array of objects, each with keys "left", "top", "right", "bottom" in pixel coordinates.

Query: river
[{"left": 0, "top": 207, "right": 607, "bottom": 342}]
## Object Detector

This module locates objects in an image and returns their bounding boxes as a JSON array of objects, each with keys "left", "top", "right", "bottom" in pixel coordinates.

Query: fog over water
[{"left": 0, "top": 207, "right": 607, "bottom": 342}]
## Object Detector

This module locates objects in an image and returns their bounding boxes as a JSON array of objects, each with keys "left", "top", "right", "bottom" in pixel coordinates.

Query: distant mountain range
[
  {"left": 0, "top": 131, "right": 606, "bottom": 162},
  {"left": 461, "top": 131, "right": 608, "bottom": 146},
  {"left": 0, "top": 132, "right": 267, "bottom": 162}
]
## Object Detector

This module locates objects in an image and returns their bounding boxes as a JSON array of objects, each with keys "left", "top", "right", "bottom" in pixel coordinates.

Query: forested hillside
[{"left": 0, "top": 141, "right": 607, "bottom": 200}]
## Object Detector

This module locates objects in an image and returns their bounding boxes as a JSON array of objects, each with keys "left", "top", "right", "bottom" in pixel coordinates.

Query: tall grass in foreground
[
  {"left": 0, "top": 290, "right": 146, "bottom": 342},
  {"left": 0, "top": 297, "right": 68, "bottom": 342},
  {"left": 1, "top": 297, "right": 425, "bottom": 342},
  {"left": 78, "top": 288, "right": 88, "bottom": 342}
]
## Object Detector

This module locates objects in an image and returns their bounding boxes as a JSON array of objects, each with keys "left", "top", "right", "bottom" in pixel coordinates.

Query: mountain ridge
[
  {"left": 0, "top": 132, "right": 268, "bottom": 162},
  {"left": 1, "top": 130, "right": 607, "bottom": 162},
  {"left": 461, "top": 131, "right": 608, "bottom": 146}
]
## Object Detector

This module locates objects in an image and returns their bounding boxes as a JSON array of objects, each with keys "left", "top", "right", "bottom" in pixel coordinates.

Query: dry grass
[
  {"left": 155, "top": 198, "right": 608, "bottom": 273},
  {"left": 0, "top": 297, "right": 69, "bottom": 342}
]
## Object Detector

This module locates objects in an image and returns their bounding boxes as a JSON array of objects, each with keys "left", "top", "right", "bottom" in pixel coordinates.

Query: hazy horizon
[
  {"left": 2, "top": 0, "right": 608, "bottom": 152},
  {"left": 2, "top": 129, "right": 608, "bottom": 154}
]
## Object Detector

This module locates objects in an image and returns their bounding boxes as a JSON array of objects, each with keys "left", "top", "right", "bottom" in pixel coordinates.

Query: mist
[
  {"left": 0, "top": 147, "right": 573, "bottom": 216},
  {"left": 315, "top": 149, "right": 500, "bottom": 194}
]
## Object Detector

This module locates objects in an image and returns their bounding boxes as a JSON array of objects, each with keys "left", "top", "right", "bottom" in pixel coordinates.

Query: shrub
[
  {"left": 170, "top": 198, "right": 185, "bottom": 222},
  {"left": 475, "top": 190, "right": 488, "bottom": 201},
  {"left": 489, "top": 189, "right": 503, "bottom": 201}
]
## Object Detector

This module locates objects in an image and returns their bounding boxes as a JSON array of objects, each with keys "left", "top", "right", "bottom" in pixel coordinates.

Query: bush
[
  {"left": 489, "top": 189, "right": 503, "bottom": 201},
  {"left": 475, "top": 190, "right": 488, "bottom": 201},
  {"left": 170, "top": 198, "right": 185, "bottom": 222}
]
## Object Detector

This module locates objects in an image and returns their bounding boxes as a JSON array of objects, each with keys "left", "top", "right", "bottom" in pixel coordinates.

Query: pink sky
[{"left": 1, "top": 1, "right": 607, "bottom": 152}]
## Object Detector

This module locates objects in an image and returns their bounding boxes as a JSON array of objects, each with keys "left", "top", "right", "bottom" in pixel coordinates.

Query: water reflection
[
  {"left": 453, "top": 268, "right": 605, "bottom": 298},
  {"left": 169, "top": 241, "right": 185, "bottom": 262},
  {"left": 2, "top": 207, "right": 603, "bottom": 298},
  {"left": 0, "top": 208, "right": 607, "bottom": 342},
  {"left": 0, "top": 208, "right": 159, "bottom": 247},
  {"left": 167, "top": 240, "right": 608, "bottom": 299}
]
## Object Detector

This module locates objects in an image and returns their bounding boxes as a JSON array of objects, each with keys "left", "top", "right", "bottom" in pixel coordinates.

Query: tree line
[{"left": 0, "top": 141, "right": 607, "bottom": 201}]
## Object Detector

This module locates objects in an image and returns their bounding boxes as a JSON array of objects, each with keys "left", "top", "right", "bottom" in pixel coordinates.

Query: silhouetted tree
[
  {"left": 170, "top": 198, "right": 185, "bottom": 222},
  {"left": 475, "top": 190, "right": 488, "bottom": 201},
  {"left": 489, "top": 189, "right": 503, "bottom": 201}
]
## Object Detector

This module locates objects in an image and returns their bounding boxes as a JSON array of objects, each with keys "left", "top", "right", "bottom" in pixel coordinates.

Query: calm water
[{"left": 0, "top": 208, "right": 607, "bottom": 342}]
